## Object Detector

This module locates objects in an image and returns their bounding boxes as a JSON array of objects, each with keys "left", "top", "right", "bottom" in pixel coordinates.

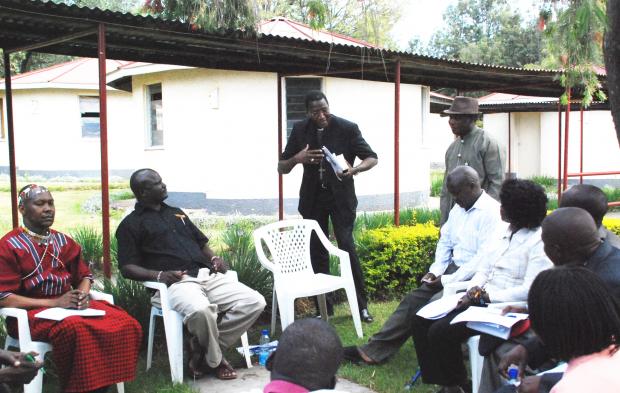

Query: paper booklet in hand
[
  {"left": 416, "top": 294, "right": 463, "bottom": 320},
  {"left": 449, "top": 306, "right": 529, "bottom": 340},
  {"left": 321, "top": 146, "right": 349, "bottom": 180}
]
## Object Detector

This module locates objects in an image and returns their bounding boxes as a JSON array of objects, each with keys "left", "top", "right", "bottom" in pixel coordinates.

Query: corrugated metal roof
[
  {"left": 0, "top": 0, "right": 604, "bottom": 98},
  {"left": 258, "top": 17, "right": 377, "bottom": 48},
  {"left": 0, "top": 57, "right": 130, "bottom": 89}
]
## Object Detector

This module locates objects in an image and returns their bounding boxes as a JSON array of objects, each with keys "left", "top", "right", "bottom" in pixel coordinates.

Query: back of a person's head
[
  {"left": 499, "top": 178, "right": 547, "bottom": 229},
  {"left": 528, "top": 266, "right": 620, "bottom": 361},
  {"left": 541, "top": 207, "right": 601, "bottom": 265},
  {"left": 269, "top": 318, "right": 343, "bottom": 391},
  {"left": 559, "top": 184, "right": 608, "bottom": 228}
]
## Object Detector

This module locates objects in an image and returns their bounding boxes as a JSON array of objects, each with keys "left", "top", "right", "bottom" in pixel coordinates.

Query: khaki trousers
[{"left": 152, "top": 269, "right": 266, "bottom": 368}]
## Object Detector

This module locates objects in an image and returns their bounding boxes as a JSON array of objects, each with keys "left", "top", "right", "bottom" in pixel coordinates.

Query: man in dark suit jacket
[{"left": 278, "top": 91, "right": 378, "bottom": 322}]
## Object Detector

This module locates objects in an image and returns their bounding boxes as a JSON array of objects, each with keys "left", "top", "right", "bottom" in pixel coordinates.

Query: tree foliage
[
  {"left": 413, "top": 0, "right": 544, "bottom": 68},
  {"left": 542, "top": 0, "right": 606, "bottom": 106},
  {"left": 605, "top": 0, "right": 620, "bottom": 145},
  {"left": 143, "top": 0, "right": 257, "bottom": 32}
]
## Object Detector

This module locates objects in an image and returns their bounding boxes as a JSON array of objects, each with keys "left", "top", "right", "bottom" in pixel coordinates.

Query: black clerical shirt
[
  {"left": 281, "top": 115, "right": 377, "bottom": 221},
  {"left": 116, "top": 202, "right": 212, "bottom": 273}
]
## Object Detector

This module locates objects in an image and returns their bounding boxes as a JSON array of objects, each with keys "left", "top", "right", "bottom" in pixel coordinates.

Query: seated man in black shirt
[{"left": 116, "top": 169, "right": 266, "bottom": 380}]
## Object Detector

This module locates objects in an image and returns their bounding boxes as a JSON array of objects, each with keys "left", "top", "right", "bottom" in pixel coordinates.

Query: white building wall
[
  {"left": 2, "top": 68, "right": 432, "bottom": 203},
  {"left": 0, "top": 89, "right": 133, "bottom": 171},
  {"left": 485, "top": 110, "right": 619, "bottom": 180},
  {"left": 540, "top": 110, "right": 619, "bottom": 179},
  {"left": 130, "top": 68, "right": 279, "bottom": 198},
  {"left": 424, "top": 113, "right": 455, "bottom": 167}
]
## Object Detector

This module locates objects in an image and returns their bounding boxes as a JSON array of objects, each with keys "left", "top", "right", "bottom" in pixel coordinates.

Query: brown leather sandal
[{"left": 212, "top": 359, "right": 237, "bottom": 380}]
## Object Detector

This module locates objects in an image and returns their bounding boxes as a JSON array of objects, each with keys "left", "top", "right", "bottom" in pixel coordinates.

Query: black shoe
[
  {"left": 343, "top": 346, "right": 364, "bottom": 364},
  {"left": 360, "top": 308, "right": 374, "bottom": 323}
]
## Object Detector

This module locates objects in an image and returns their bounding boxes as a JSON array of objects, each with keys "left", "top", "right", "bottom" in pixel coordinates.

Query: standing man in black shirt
[
  {"left": 116, "top": 169, "right": 266, "bottom": 380},
  {"left": 278, "top": 91, "right": 378, "bottom": 323}
]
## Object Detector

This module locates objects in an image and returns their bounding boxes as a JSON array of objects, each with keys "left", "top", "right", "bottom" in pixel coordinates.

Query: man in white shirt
[{"left": 344, "top": 166, "right": 502, "bottom": 365}]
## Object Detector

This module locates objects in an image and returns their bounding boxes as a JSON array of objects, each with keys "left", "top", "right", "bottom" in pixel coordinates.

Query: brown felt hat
[{"left": 442, "top": 96, "right": 480, "bottom": 115}]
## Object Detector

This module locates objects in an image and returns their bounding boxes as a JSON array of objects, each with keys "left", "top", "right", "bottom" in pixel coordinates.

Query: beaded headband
[{"left": 18, "top": 184, "right": 49, "bottom": 207}]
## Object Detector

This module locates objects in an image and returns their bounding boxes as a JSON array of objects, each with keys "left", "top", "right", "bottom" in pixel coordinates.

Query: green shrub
[
  {"left": 358, "top": 224, "right": 439, "bottom": 299},
  {"left": 412, "top": 208, "right": 441, "bottom": 226},
  {"left": 602, "top": 186, "right": 620, "bottom": 203},
  {"left": 71, "top": 226, "right": 103, "bottom": 272},
  {"left": 603, "top": 217, "right": 620, "bottom": 236},
  {"left": 219, "top": 221, "right": 274, "bottom": 309},
  {"left": 529, "top": 175, "right": 557, "bottom": 192},
  {"left": 430, "top": 171, "right": 444, "bottom": 197},
  {"left": 110, "top": 190, "right": 134, "bottom": 201}
]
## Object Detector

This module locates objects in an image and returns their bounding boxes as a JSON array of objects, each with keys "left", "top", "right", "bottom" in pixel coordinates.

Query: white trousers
[{"left": 153, "top": 269, "right": 266, "bottom": 368}]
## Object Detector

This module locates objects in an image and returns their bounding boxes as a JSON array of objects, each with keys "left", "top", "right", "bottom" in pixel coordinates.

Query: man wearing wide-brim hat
[{"left": 439, "top": 96, "right": 505, "bottom": 226}]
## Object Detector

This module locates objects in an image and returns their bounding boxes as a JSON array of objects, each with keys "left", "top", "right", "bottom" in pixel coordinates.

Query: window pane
[
  {"left": 148, "top": 84, "right": 163, "bottom": 146},
  {"left": 81, "top": 117, "right": 100, "bottom": 138},
  {"left": 285, "top": 78, "right": 321, "bottom": 138},
  {"left": 79, "top": 96, "right": 100, "bottom": 137}
]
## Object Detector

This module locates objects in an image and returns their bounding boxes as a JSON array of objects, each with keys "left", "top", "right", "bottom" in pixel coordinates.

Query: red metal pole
[
  {"left": 566, "top": 170, "right": 620, "bottom": 177},
  {"left": 98, "top": 24, "right": 111, "bottom": 279},
  {"left": 507, "top": 112, "right": 512, "bottom": 175},
  {"left": 394, "top": 60, "right": 400, "bottom": 226},
  {"left": 557, "top": 102, "right": 562, "bottom": 202},
  {"left": 3, "top": 51, "right": 18, "bottom": 228},
  {"left": 277, "top": 74, "right": 283, "bottom": 221},
  {"left": 579, "top": 105, "right": 584, "bottom": 184},
  {"left": 562, "top": 89, "right": 571, "bottom": 191}
]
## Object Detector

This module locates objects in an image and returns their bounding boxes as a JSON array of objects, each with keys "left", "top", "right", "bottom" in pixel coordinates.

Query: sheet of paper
[
  {"left": 34, "top": 307, "right": 106, "bottom": 321},
  {"left": 449, "top": 306, "right": 528, "bottom": 339},
  {"left": 321, "top": 146, "right": 345, "bottom": 175},
  {"left": 450, "top": 306, "right": 527, "bottom": 326},
  {"left": 416, "top": 293, "right": 463, "bottom": 320}
]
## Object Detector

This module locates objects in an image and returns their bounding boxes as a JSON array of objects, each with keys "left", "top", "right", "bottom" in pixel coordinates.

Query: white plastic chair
[
  {"left": 443, "top": 281, "right": 527, "bottom": 393},
  {"left": 144, "top": 270, "right": 252, "bottom": 384},
  {"left": 253, "top": 219, "right": 363, "bottom": 338},
  {"left": 0, "top": 290, "right": 124, "bottom": 393}
]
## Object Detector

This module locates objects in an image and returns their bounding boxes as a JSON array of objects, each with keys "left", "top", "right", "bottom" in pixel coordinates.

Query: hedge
[
  {"left": 357, "top": 223, "right": 439, "bottom": 299},
  {"left": 603, "top": 217, "right": 620, "bottom": 236}
]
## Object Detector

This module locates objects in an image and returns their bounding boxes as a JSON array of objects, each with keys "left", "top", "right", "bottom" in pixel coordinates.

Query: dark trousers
[
  {"left": 416, "top": 307, "right": 479, "bottom": 386},
  {"left": 306, "top": 188, "right": 367, "bottom": 311},
  {"left": 360, "top": 263, "right": 459, "bottom": 362}
]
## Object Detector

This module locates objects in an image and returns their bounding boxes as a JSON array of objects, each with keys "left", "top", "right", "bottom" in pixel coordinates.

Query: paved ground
[{"left": 191, "top": 366, "right": 376, "bottom": 393}]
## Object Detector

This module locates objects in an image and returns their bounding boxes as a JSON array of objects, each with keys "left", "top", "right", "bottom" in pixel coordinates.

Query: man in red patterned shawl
[{"left": 0, "top": 184, "right": 142, "bottom": 393}]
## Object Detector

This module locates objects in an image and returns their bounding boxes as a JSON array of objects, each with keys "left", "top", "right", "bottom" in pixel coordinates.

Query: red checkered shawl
[{"left": 0, "top": 228, "right": 142, "bottom": 392}]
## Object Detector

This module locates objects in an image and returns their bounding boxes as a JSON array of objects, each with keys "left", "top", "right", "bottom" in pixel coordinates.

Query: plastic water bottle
[
  {"left": 507, "top": 364, "right": 520, "bottom": 386},
  {"left": 258, "top": 329, "right": 270, "bottom": 366}
]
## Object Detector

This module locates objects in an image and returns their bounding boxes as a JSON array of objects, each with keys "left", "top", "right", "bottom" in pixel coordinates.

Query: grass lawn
[
  {"left": 0, "top": 189, "right": 129, "bottom": 235},
  {"left": 331, "top": 300, "right": 437, "bottom": 393}
]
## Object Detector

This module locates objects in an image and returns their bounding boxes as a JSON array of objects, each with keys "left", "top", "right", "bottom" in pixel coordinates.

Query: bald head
[
  {"left": 560, "top": 184, "right": 608, "bottom": 228},
  {"left": 541, "top": 207, "right": 602, "bottom": 265},
  {"left": 269, "top": 318, "right": 343, "bottom": 391},
  {"left": 446, "top": 165, "right": 482, "bottom": 210}
]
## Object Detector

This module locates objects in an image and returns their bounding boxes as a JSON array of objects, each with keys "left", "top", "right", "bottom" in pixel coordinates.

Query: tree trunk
[{"left": 605, "top": 0, "right": 620, "bottom": 147}]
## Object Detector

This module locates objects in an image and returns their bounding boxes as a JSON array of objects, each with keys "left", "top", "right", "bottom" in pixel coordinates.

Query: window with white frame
[
  {"left": 285, "top": 77, "right": 322, "bottom": 138},
  {"left": 79, "top": 96, "right": 100, "bottom": 137},
  {"left": 146, "top": 83, "right": 163, "bottom": 147}
]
